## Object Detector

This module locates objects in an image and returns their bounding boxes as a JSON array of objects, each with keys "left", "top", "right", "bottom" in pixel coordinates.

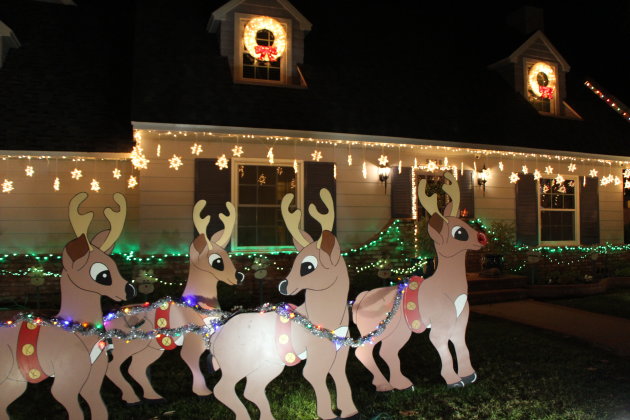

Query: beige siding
[{"left": 599, "top": 185, "right": 624, "bottom": 243}]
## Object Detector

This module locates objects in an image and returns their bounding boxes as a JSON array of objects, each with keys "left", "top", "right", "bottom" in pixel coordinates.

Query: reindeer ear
[
  {"left": 428, "top": 214, "right": 445, "bottom": 246},
  {"left": 63, "top": 235, "right": 90, "bottom": 270},
  {"left": 443, "top": 202, "right": 455, "bottom": 219},
  {"left": 210, "top": 229, "right": 224, "bottom": 244},
  {"left": 293, "top": 230, "right": 314, "bottom": 251},
  {"left": 91, "top": 230, "right": 114, "bottom": 254},
  {"left": 319, "top": 230, "right": 340, "bottom": 267},
  {"left": 192, "top": 234, "right": 207, "bottom": 254}
]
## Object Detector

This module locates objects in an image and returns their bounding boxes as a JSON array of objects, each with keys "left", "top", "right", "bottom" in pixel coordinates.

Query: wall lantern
[
  {"left": 378, "top": 164, "right": 391, "bottom": 193},
  {"left": 477, "top": 164, "right": 490, "bottom": 195}
]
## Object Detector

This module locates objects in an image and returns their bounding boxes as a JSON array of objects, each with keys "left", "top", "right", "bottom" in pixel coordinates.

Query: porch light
[
  {"left": 378, "top": 164, "right": 391, "bottom": 193},
  {"left": 477, "top": 164, "right": 490, "bottom": 195}
]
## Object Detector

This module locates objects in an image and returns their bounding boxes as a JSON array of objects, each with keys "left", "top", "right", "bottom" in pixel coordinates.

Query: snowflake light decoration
[
  {"left": 231, "top": 145, "right": 244, "bottom": 157},
  {"left": 347, "top": 154, "right": 352, "bottom": 166},
  {"left": 509, "top": 172, "right": 520, "bottom": 184},
  {"left": 267, "top": 147, "right": 275, "bottom": 164},
  {"left": 567, "top": 163, "right": 577, "bottom": 172},
  {"left": 521, "top": 165, "right": 528, "bottom": 175},
  {"left": 426, "top": 160, "right": 438, "bottom": 172},
  {"left": 544, "top": 165, "right": 554, "bottom": 175},
  {"left": 589, "top": 169, "right": 598, "bottom": 178},
  {"left": 623, "top": 168, "right": 630, "bottom": 179},
  {"left": 311, "top": 150, "right": 322, "bottom": 162},
  {"left": 625, "top": 179, "right": 630, "bottom": 189},
  {"left": 90, "top": 179, "right": 101, "bottom": 192},
  {"left": 113, "top": 168, "right": 122, "bottom": 179},
  {"left": 533, "top": 169, "right": 542, "bottom": 180},
  {"left": 191, "top": 143, "right": 203, "bottom": 156},
  {"left": 2, "top": 179, "right": 14, "bottom": 193},
  {"left": 258, "top": 173, "right": 266, "bottom": 185},
  {"left": 71, "top": 168, "right": 83, "bottom": 180},
  {"left": 215, "top": 154, "right": 229, "bottom": 170},
  {"left": 614, "top": 176, "right": 621, "bottom": 186},
  {"left": 168, "top": 154, "right": 183, "bottom": 170},
  {"left": 131, "top": 143, "right": 150, "bottom": 170},
  {"left": 362, "top": 162, "right": 367, "bottom": 179},
  {"left": 555, "top": 174, "right": 565, "bottom": 184},
  {"left": 127, "top": 175, "right": 138, "bottom": 189},
  {"left": 53, "top": 177, "right": 60, "bottom": 191},
  {"left": 276, "top": 167, "right": 283, "bottom": 175},
  {"left": 25, "top": 166, "right": 34, "bottom": 177},
  {"left": 378, "top": 155, "right": 389, "bottom": 166}
]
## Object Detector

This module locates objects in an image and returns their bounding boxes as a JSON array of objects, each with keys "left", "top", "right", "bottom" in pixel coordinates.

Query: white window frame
[
  {"left": 523, "top": 59, "right": 559, "bottom": 115},
  {"left": 537, "top": 174, "right": 580, "bottom": 246},
  {"left": 230, "top": 157, "right": 303, "bottom": 252},
  {"left": 233, "top": 13, "right": 291, "bottom": 86}
]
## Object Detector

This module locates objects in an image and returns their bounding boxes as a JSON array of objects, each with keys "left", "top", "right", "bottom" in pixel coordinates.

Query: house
[{"left": 1, "top": 0, "right": 629, "bottom": 265}]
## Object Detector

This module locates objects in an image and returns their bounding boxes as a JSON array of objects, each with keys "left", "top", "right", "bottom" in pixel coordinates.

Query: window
[
  {"left": 525, "top": 60, "right": 558, "bottom": 114},
  {"left": 231, "top": 159, "right": 302, "bottom": 251},
  {"left": 235, "top": 14, "right": 290, "bottom": 85},
  {"left": 538, "top": 176, "right": 579, "bottom": 244}
]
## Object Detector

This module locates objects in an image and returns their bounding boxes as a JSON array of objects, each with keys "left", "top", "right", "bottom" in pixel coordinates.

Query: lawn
[
  {"left": 5, "top": 313, "right": 630, "bottom": 420},
  {"left": 547, "top": 289, "right": 630, "bottom": 319}
]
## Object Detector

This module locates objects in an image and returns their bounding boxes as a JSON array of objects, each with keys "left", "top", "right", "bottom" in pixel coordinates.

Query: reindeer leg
[
  {"left": 214, "top": 372, "right": 250, "bottom": 420},
  {"left": 51, "top": 368, "right": 89, "bottom": 420},
  {"left": 79, "top": 354, "right": 108, "bottom": 420},
  {"left": 303, "top": 349, "right": 337, "bottom": 420},
  {"left": 243, "top": 362, "right": 284, "bottom": 420},
  {"left": 128, "top": 347, "right": 166, "bottom": 401},
  {"left": 0, "top": 379, "right": 27, "bottom": 420},
  {"left": 428, "top": 325, "right": 462, "bottom": 387},
  {"left": 354, "top": 343, "right": 391, "bottom": 392},
  {"left": 106, "top": 339, "right": 143, "bottom": 404},
  {"left": 379, "top": 324, "right": 413, "bottom": 390},
  {"left": 329, "top": 346, "right": 358, "bottom": 418},
  {"left": 450, "top": 305, "right": 476, "bottom": 383},
  {"left": 180, "top": 333, "right": 212, "bottom": 396}
]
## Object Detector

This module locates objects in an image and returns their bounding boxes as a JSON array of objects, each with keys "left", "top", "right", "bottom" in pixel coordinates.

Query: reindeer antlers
[
  {"left": 281, "top": 193, "right": 310, "bottom": 248},
  {"left": 100, "top": 193, "right": 127, "bottom": 252},
  {"left": 192, "top": 200, "right": 236, "bottom": 249},
  {"left": 69, "top": 192, "right": 94, "bottom": 250},
  {"left": 418, "top": 172, "right": 460, "bottom": 223},
  {"left": 308, "top": 189, "right": 334, "bottom": 249}
]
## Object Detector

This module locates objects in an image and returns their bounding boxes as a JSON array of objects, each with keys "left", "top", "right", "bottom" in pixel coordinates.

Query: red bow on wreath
[
  {"left": 538, "top": 85, "right": 554, "bottom": 99},
  {"left": 255, "top": 45, "right": 278, "bottom": 61}
]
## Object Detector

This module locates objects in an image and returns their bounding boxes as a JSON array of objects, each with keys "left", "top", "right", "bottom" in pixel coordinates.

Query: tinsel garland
[{"left": 103, "top": 296, "right": 228, "bottom": 322}]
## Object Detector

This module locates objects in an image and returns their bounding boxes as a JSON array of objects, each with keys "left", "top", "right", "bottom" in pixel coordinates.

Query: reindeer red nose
[{"left": 477, "top": 232, "right": 488, "bottom": 246}]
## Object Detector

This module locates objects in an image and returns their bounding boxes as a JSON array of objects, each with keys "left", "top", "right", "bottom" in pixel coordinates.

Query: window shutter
[
  {"left": 194, "top": 159, "right": 231, "bottom": 244},
  {"left": 391, "top": 166, "right": 412, "bottom": 218},
  {"left": 515, "top": 173, "right": 538, "bottom": 246},
  {"left": 304, "top": 162, "right": 336, "bottom": 238},
  {"left": 579, "top": 176, "right": 599, "bottom": 245},
  {"left": 459, "top": 170, "right": 475, "bottom": 219}
]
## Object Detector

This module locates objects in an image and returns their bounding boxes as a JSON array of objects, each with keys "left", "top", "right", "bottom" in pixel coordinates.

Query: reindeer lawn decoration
[
  {"left": 105, "top": 200, "right": 244, "bottom": 404},
  {"left": 353, "top": 172, "right": 488, "bottom": 389},
  {"left": 211, "top": 189, "right": 359, "bottom": 420},
  {"left": 0, "top": 192, "right": 135, "bottom": 420}
]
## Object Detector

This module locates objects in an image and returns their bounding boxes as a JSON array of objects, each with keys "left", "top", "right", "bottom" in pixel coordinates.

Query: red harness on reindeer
[{"left": 403, "top": 276, "right": 427, "bottom": 333}]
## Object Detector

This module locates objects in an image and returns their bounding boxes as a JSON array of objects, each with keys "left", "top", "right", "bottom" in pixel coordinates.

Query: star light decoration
[
  {"left": 90, "top": 179, "right": 101, "bottom": 192},
  {"left": 127, "top": 175, "right": 138, "bottom": 189},
  {"left": 509, "top": 172, "right": 520, "bottom": 184},
  {"left": 568, "top": 163, "right": 577, "bottom": 172},
  {"left": 378, "top": 155, "right": 389, "bottom": 166},
  {"left": 267, "top": 147, "right": 275, "bottom": 164},
  {"left": 311, "top": 150, "right": 322, "bottom": 162},
  {"left": 25, "top": 166, "right": 34, "bottom": 177},
  {"left": 589, "top": 169, "right": 598, "bottom": 178},
  {"left": 231, "top": 145, "right": 244, "bottom": 157},
  {"left": 53, "top": 177, "right": 60, "bottom": 191},
  {"left": 168, "top": 154, "right": 183, "bottom": 170},
  {"left": 533, "top": 169, "right": 542, "bottom": 180},
  {"left": 215, "top": 154, "right": 229, "bottom": 170},
  {"left": 544, "top": 165, "right": 554, "bottom": 175},
  {"left": 191, "top": 143, "right": 203, "bottom": 156},
  {"left": 2, "top": 179, "right": 14, "bottom": 193},
  {"left": 71, "top": 168, "right": 83, "bottom": 180},
  {"left": 521, "top": 165, "right": 529, "bottom": 175},
  {"left": 113, "top": 168, "right": 122, "bottom": 179}
]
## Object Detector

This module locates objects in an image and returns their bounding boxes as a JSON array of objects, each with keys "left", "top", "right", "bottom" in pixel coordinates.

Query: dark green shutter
[
  {"left": 579, "top": 176, "right": 599, "bottom": 245},
  {"left": 391, "top": 166, "right": 412, "bottom": 218},
  {"left": 459, "top": 170, "right": 475, "bottom": 219},
  {"left": 515, "top": 174, "right": 538, "bottom": 246},
  {"left": 194, "top": 159, "right": 231, "bottom": 245},
  {"left": 304, "top": 162, "right": 336, "bottom": 238}
]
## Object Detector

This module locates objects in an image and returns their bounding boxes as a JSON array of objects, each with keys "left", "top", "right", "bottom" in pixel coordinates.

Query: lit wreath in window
[
  {"left": 243, "top": 16, "right": 287, "bottom": 62},
  {"left": 528, "top": 62, "right": 556, "bottom": 99}
]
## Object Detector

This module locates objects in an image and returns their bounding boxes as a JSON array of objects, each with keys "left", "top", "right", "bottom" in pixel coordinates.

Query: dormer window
[
  {"left": 235, "top": 14, "right": 290, "bottom": 85},
  {"left": 526, "top": 60, "right": 558, "bottom": 114}
]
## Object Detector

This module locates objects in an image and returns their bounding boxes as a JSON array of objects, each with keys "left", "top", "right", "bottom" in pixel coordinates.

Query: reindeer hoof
[
  {"left": 447, "top": 380, "right": 465, "bottom": 389},
  {"left": 398, "top": 385, "right": 415, "bottom": 392},
  {"left": 333, "top": 413, "right": 360, "bottom": 420},
  {"left": 124, "top": 400, "right": 143, "bottom": 407},
  {"left": 461, "top": 372, "right": 477, "bottom": 385},
  {"left": 196, "top": 392, "right": 214, "bottom": 400},
  {"left": 143, "top": 397, "right": 167, "bottom": 405}
]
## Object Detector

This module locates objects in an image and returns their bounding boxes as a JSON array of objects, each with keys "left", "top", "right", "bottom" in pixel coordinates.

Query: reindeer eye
[
  {"left": 209, "top": 253, "right": 224, "bottom": 271},
  {"left": 90, "top": 262, "right": 112, "bottom": 285},
  {"left": 300, "top": 255, "right": 318, "bottom": 276},
  {"left": 451, "top": 226, "right": 469, "bottom": 241}
]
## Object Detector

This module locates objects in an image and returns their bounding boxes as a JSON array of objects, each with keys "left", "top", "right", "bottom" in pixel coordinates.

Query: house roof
[
  {"left": 208, "top": 0, "right": 312, "bottom": 32},
  {"left": 490, "top": 30, "right": 571, "bottom": 72},
  {"left": 1, "top": 0, "right": 628, "bottom": 158}
]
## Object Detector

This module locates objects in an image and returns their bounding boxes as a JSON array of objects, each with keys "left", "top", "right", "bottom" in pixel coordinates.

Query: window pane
[
  {"left": 239, "top": 185, "right": 257, "bottom": 204},
  {"left": 540, "top": 194, "right": 551, "bottom": 208},
  {"left": 238, "top": 227, "right": 256, "bottom": 246},
  {"left": 239, "top": 207, "right": 256, "bottom": 226}
]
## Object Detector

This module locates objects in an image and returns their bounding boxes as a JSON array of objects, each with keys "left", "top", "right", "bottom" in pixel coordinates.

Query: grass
[
  {"left": 547, "top": 289, "right": 630, "bottom": 319},
  {"left": 5, "top": 312, "right": 630, "bottom": 420}
]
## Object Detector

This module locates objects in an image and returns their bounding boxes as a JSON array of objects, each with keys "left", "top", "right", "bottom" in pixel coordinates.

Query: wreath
[
  {"left": 528, "top": 62, "right": 556, "bottom": 99},
  {"left": 243, "top": 16, "right": 287, "bottom": 62}
]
